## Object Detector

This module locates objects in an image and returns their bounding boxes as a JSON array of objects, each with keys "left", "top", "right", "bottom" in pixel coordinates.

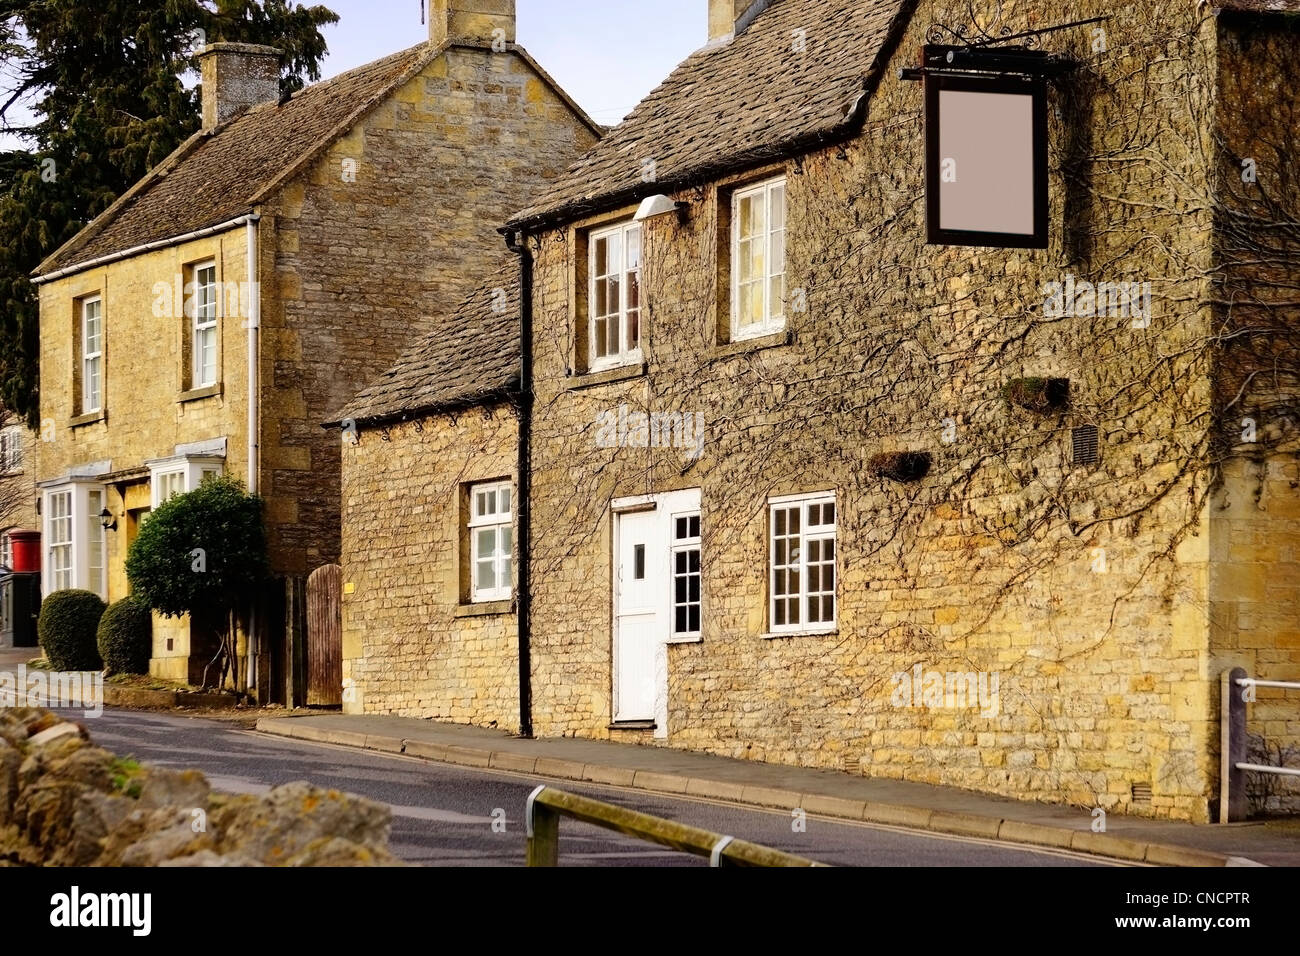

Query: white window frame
[
  {"left": 190, "top": 261, "right": 219, "bottom": 389},
  {"left": 0, "top": 425, "right": 22, "bottom": 474},
  {"left": 41, "top": 482, "right": 108, "bottom": 598},
  {"left": 46, "top": 489, "right": 74, "bottom": 592},
  {"left": 148, "top": 456, "right": 224, "bottom": 509},
  {"left": 87, "top": 488, "right": 106, "bottom": 599},
  {"left": 81, "top": 295, "right": 103, "bottom": 414},
  {"left": 0, "top": 533, "right": 11, "bottom": 570},
  {"left": 468, "top": 480, "right": 513, "bottom": 603},
  {"left": 671, "top": 511, "right": 701, "bottom": 639},
  {"left": 588, "top": 220, "right": 643, "bottom": 372},
  {"left": 730, "top": 176, "right": 787, "bottom": 341},
  {"left": 768, "top": 491, "right": 837, "bottom": 636}
]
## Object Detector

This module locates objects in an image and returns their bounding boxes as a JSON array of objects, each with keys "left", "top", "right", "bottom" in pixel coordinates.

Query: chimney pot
[
  {"left": 198, "top": 43, "right": 283, "bottom": 131},
  {"left": 429, "top": 0, "right": 517, "bottom": 47}
]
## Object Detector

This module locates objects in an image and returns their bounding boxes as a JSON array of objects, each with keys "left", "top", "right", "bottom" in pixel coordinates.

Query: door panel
[{"left": 614, "top": 511, "right": 658, "bottom": 721}]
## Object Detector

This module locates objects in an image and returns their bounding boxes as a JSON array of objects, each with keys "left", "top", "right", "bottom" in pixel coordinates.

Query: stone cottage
[
  {"left": 333, "top": 263, "right": 521, "bottom": 726},
  {"left": 339, "top": 0, "right": 1300, "bottom": 821},
  {"left": 30, "top": 0, "right": 600, "bottom": 696}
]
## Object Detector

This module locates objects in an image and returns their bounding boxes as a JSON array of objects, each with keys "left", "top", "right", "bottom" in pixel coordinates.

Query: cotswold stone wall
[
  {"left": 341, "top": 405, "right": 519, "bottom": 728},
  {"left": 0, "top": 709, "right": 399, "bottom": 866},
  {"left": 1207, "top": 14, "right": 1300, "bottom": 813},
  {"left": 519, "top": 0, "right": 1299, "bottom": 821},
  {"left": 259, "top": 44, "right": 597, "bottom": 575}
]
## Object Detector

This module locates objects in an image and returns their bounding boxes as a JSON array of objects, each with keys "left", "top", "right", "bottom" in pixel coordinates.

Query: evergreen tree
[{"left": 0, "top": 1, "right": 338, "bottom": 425}]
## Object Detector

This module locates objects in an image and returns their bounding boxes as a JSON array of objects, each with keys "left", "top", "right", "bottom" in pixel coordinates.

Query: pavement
[
  {"left": 89, "top": 710, "right": 1111, "bottom": 867},
  {"left": 256, "top": 712, "right": 1300, "bottom": 867}
]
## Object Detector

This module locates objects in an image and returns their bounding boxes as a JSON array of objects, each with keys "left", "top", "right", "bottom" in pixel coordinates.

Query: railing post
[
  {"left": 525, "top": 785, "right": 559, "bottom": 866},
  {"left": 1220, "top": 667, "right": 1248, "bottom": 823}
]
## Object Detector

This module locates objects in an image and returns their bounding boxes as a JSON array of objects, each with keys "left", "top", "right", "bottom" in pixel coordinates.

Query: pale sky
[
  {"left": 326, "top": 0, "right": 706, "bottom": 127},
  {"left": 0, "top": 0, "right": 706, "bottom": 148}
]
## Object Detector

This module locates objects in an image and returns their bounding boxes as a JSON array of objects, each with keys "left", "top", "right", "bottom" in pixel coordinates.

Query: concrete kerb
[{"left": 252, "top": 718, "right": 1244, "bottom": 867}]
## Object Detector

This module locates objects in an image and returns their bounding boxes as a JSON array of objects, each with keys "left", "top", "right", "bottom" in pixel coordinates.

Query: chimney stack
[
  {"left": 198, "top": 43, "right": 283, "bottom": 131},
  {"left": 429, "top": 0, "right": 517, "bottom": 47},
  {"left": 709, "top": 0, "right": 769, "bottom": 43}
]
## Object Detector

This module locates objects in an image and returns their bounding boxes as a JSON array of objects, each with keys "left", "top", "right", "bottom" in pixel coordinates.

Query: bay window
[{"left": 41, "top": 482, "right": 106, "bottom": 598}]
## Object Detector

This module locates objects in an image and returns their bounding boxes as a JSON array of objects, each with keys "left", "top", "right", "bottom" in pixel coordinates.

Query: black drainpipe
[{"left": 503, "top": 226, "right": 534, "bottom": 739}]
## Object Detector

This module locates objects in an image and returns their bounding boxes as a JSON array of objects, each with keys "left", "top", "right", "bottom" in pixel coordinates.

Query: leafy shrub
[
  {"left": 38, "top": 589, "right": 107, "bottom": 671},
  {"left": 126, "top": 475, "right": 269, "bottom": 689},
  {"left": 97, "top": 596, "right": 153, "bottom": 675},
  {"left": 126, "top": 475, "right": 269, "bottom": 620}
]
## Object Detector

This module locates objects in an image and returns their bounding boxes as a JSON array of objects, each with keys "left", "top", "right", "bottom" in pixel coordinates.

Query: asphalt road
[{"left": 82, "top": 708, "right": 1114, "bottom": 867}]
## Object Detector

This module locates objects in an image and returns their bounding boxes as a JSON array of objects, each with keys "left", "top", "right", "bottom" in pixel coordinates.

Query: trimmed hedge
[
  {"left": 38, "top": 589, "right": 107, "bottom": 671},
  {"left": 97, "top": 596, "right": 153, "bottom": 675}
]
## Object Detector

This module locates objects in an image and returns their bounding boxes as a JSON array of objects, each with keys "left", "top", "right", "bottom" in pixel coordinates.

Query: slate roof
[
  {"left": 36, "top": 43, "right": 440, "bottom": 278},
  {"left": 331, "top": 260, "right": 521, "bottom": 428},
  {"left": 508, "top": 0, "right": 914, "bottom": 230}
]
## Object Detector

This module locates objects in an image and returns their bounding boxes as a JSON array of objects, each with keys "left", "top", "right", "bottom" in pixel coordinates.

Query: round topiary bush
[
  {"left": 97, "top": 596, "right": 153, "bottom": 675},
  {"left": 38, "top": 589, "right": 107, "bottom": 671}
]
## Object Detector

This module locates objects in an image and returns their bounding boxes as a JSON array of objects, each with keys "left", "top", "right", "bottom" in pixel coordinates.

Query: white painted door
[{"left": 614, "top": 509, "right": 660, "bottom": 721}]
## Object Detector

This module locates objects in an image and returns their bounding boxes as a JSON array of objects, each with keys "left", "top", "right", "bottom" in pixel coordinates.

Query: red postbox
[{"left": 8, "top": 530, "right": 41, "bottom": 573}]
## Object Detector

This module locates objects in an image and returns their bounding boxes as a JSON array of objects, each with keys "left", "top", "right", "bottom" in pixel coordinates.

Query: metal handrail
[
  {"left": 524, "top": 785, "right": 827, "bottom": 867},
  {"left": 1236, "top": 678, "right": 1300, "bottom": 691},
  {"left": 1221, "top": 667, "right": 1300, "bottom": 822}
]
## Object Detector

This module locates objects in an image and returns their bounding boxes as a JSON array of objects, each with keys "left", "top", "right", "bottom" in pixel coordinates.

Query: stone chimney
[
  {"left": 709, "top": 0, "right": 771, "bottom": 43},
  {"left": 198, "top": 43, "right": 282, "bottom": 130},
  {"left": 429, "top": 0, "right": 517, "bottom": 46}
]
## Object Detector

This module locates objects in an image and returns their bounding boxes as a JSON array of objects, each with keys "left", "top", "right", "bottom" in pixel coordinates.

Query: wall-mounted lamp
[
  {"left": 99, "top": 508, "right": 117, "bottom": 532},
  {"left": 634, "top": 194, "right": 689, "bottom": 222}
]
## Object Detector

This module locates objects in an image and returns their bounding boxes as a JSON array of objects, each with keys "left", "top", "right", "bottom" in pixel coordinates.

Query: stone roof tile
[
  {"left": 37, "top": 43, "right": 437, "bottom": 276},
  {"left": 509, "top": 0, "right": 911, "bottom": 229}
]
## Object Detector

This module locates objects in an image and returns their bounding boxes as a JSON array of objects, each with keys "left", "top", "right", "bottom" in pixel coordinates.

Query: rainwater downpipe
[
  {"left": 504, "top": 226, "right": 534, "bottom": 739},
  {"left": 246, "top": 214, "right": 261, "bottom": 695}
]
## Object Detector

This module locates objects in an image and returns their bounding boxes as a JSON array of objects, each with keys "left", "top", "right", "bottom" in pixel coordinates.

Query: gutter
[
  {"left": 502, "top": 226, "right": 534, "bottom": 739},
  {"left": 31, "top": 213, "right": 258, "bottom": 285}
]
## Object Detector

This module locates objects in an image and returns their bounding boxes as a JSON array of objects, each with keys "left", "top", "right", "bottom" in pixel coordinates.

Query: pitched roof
[
  {"left": 509, "top": 0, "right": 913, "bottom": 230},
  {"left": 36, "top": 43, "right": 440, "bottom": 278},
  {"left": 331, "top": 260, "right": 521, "bottom": 428}
]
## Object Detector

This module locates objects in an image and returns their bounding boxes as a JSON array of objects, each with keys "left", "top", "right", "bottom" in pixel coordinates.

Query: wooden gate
[{"left": 306, "top": 564, "right": 343, "bottom": 707}]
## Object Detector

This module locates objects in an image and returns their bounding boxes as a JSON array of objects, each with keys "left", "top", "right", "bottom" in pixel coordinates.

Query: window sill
[
  {"left": 179, "top": 384, "right": 223, "bottom": 405},
  {"left": 69, "top": 411, "right": 106, "bottom": 429},
  {"left": 761, "top": 627, "right": 838, "bottom": 640},
  {"left": 711, "top": 328, "right": 791, "bottom": 359},
  {"left": 568, "top": 362, "right": 648, "bottom": 391},
  {"left": 455, "top": 599, "right": 514, "bottom": 618},
  {"left": 666, "top": 634, "right": 703, "bottom": 645}
]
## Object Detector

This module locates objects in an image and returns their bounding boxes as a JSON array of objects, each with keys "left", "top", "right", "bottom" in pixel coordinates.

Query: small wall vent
[{"left": 1072, "top": 424, "right": 1100, "bottom": 465}]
